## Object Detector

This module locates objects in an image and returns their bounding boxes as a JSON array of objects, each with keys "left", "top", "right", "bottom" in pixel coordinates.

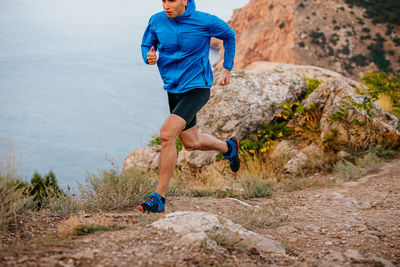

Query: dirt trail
[{"left": 1, "top": 159, "right": 399, "bottom": 266}]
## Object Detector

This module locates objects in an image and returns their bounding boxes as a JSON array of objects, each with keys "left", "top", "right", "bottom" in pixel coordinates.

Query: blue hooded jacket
[{"left": 141, "top": 0, "right": 235, "bottom": 93}]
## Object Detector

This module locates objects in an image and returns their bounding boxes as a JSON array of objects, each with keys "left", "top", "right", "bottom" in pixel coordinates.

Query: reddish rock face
[{"left": 213, "top": 0, "right": 400, "bottom": 80}]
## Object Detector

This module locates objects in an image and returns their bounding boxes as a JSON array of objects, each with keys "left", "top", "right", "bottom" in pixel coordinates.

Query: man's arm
[
  {"left": 141, "top": 17, "right": 159, "bottom": 65},
  {"left": 209, "top": 15, "right": 235, "bottom": 85}
]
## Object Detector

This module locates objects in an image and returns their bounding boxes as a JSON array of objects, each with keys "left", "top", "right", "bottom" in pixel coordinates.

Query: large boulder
[
  {"left": 123, "top": 145, "right": 160, "bottom": 173},
  {"left": 302, "top": 79, "right": 400, "bottom": 148},
  {"left": 151, "top": 211, "right": 285, "bottom": 255},
  {"left": 197, "top": 68, "right": 307, "bottom": 140}
]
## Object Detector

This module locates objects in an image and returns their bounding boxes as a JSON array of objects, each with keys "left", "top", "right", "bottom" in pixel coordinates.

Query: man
[{"left": 137, "top": 0, "right": 239, "bottom": 213}]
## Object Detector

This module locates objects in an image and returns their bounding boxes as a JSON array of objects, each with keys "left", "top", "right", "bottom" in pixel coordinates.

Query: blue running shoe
[
  {"left": 137, "top": 192, "right": 165, "bottom": 213},
  {"left": 223, "top": 137, "right": 240, "bottom": 172}
]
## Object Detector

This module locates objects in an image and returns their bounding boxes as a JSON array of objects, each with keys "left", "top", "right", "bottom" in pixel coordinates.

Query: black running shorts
[{"left": 167, "top": 88, "right": 210, "bottom": 131}]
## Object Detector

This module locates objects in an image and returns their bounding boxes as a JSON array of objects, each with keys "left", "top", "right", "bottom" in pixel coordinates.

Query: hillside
[{"left": 213, "top": 0, "right": 400, "bottom": 80}]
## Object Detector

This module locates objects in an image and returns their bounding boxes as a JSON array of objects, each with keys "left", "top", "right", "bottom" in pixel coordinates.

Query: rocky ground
[{"left": 1, "top": 158, "right": 399, "bottom": 266}]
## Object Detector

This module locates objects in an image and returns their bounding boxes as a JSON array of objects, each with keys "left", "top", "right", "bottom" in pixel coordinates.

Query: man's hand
[
  {"left": 220, "top": 68, "right": 231, "bottom": 86},
  {"left": 147, "top": 46, "right": 157, "bottom": 65}
]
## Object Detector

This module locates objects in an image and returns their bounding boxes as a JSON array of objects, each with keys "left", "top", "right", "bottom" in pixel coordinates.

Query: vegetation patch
[{"left": 345, "top": 0, "right": 400, "bottom": 26}]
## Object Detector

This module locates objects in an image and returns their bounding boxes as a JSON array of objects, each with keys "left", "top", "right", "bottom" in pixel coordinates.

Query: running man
[{"left": 137, "top": 0, "right": 239, "bottom": 213}]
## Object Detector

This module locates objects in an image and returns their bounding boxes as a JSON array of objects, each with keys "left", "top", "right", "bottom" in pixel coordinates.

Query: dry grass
[
  {"left": 334, "top": 151, "right": 384, "bottom": 181},
  {"left": 169, "top": 147, "right": 338, "bottom": 198},
  {"left": 57, "top": 215, "right": 125, "bottom": 238},
  {"left": 78, "top": 167, "right": 157, "bottom": 212},
  {"left": 0, "top": 140, "right": 34, "bottom": 231}
]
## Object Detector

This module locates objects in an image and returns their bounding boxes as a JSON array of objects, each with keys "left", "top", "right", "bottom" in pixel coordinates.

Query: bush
[
  {"left": 368, "top": 34, "right": 391, "bottom": 73},
  {"left": 240, "top": 172, "right": 272, "bottom": 199},
  {"left": 360, "top": 71, "right": 400, "bottom": 117},
  {"left": 0, "top": 147, "right": 34, "bottom": 231},
  {"left": 329, "top": 33, "right": 340, "bottom": 45},
  {"left": 344, "top": 0, "right": 400, "bottom": 26},
  {"left": 299, "top": 41, "right": 305, "bottom": 48},
  {"left": 310, "top": 30, "right": 326, "bottom": 47},
  {"left": 0, "top": 176, "right": 33, "bottom": 231},
  {"left": 362, "top": 27, "right": 370, "bottom": 33},
  {"left": 149, "top": 135, "right": 183, "bottom": 152},
  {"left": 350, "top": 54, "right": 369, "bottom": 67},
  {"left": 333, "top": 161, "right": 363, "bottom": 181},
  {"left": 28, "top": 170, "right": 62, "bottom": 208},
  {"left": 78, "top": 168, "right": 157, "bottom": 212}
]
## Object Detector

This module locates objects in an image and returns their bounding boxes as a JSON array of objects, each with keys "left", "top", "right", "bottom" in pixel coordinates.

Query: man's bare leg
[
  {"left": 179, "top": 126, "right": 229, "bottom": 153},
  {"left": 156, "top": 114, "right": 186, "bottom": 198}
]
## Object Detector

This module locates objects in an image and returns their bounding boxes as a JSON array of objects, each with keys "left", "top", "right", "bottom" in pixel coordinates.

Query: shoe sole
[{"left": 137, "top": 205, "right": 165, "bottom": 214}]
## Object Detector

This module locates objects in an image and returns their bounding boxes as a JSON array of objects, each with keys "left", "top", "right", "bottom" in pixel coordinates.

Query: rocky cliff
[{"left": 213, "top": 0, "right": 400, "bottom": 80}]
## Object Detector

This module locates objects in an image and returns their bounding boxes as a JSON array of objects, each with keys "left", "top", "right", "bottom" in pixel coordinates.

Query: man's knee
[
  {"left": 160, "top": 129, "right": 177, "bottom": 144},
  {"left": 182, "top": 139, "right": 200, "bottom": 151}
]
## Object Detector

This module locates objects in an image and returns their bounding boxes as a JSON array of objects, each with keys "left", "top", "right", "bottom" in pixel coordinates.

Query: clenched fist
[{"left": 147, "top": 46, "right": 157, "bottom": 65}]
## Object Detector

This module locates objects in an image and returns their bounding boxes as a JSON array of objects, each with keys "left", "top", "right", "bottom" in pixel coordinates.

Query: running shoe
[
  {"left": 223, "top": 136, "right": 240, "bottom": 172},
  {"left": 137, "top": 192, "right": 165, "bottom": 213}
]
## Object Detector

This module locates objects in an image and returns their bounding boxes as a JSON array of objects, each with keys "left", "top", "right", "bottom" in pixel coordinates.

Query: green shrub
[
  {"left": 241, "top": 121, "right": 290, "bottom": 154},
  {"left": 333, "top": 161, "right": 363, "bottom": 181},
  {"left": 344, "top": 0, "right": 400, "bottom": 26},
  {"left": 386, "top": 25, "right": 394, "bottom": 36},
  {"left": 240, "top": 172, "right": 272, "bottom": 199},
  {"left": 356, "top": 18, "right": 365, "bottom": 25},
  {"left": 327, "top": 46, "right": 335, "bottom": 56},
  {"left": 310, "top": 30, "right": 326, "bottom": 47},
  {"left": 299, "top": 3, "right": 305, "bottom": 8},
  {"left": 368, "top": 34, "right": 391, "bottom": 73},
  {"left": 305, "top": 77, "right": 322, "bottom": 98},
  {"left": 360, "top": 71, "right": 400, "bottom": 117},
  {"left": 334, "top": 25, "right": 341, "bottom": 31},
  {"left": 78, "top": 168, "right": 157, "bottom": 212},
  {"left": 28, "top": 170, "right": 62, "bottom": 208},
  {"left": 329, "top": 33, "right": 340, "bottom": 45},
  {"left": 332, "top": 19, "right": 337, "bottom": 24},
  {"left": 299, "top": 41, "right": 305, "bottom": 48},
  {"left": 362, "top": 27, "right": 370, "bottom": 33},
  {"left": 394, "top": 37, "right": 400, "bottom": 47},
  {"left": 361, "top": 71, "right": 400, "bottom": 102},
  {"left": 360, "top": 34, "right": 371, "bottom": 40},
  {"left": 149, "top": 135, "right": 183, "bottom": 152},
  {"left": 350, "top": 54, "right": 369, "bottom": 67},
  {"left": 340, "top": 45, "right": 350, "bottom": 55},
  {"left": 279, "top": 22, "right": 285, "bottom": 29}
]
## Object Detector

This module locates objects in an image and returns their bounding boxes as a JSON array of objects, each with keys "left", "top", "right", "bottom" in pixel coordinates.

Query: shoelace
[{"left": 145, "top": 196, "right": 159, "bottom": 207}]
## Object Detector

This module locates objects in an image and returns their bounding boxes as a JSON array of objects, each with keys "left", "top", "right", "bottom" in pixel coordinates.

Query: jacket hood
[{"left": 180, "top": 0, "right": 196, "bottom": 17}]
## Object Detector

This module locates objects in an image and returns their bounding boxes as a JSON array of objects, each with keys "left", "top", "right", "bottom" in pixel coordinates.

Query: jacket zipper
[{"left": 200, "top": 58, "right": 208, "bottom": 87}]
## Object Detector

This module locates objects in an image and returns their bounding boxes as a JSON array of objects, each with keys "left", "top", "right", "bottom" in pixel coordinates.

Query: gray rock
[
  {"left": 177, "top": 149, "right": 219, "bottom": 169},
  {"left": 301, "top": 143, "right": 321, "bottom": 156},
  {"left": 151, "top": 211, "right": 285, "bottom": 255},
  {"left": 337, "top": 151, "right": 351, "bottom": 160},
  {"left": 123, "top": 145, "right": 160, "bottom": 173},
  {"left": 198, "top": 69, "right": 307, "bottom": 141},
  {"left": 303, "top": 79, "right": 400, "bottom": 148},
  {"left": 284, "top": 152, "right": 308, "bottom": 173},
  {"left": 270, "top": 140, "right": 298, "bottom": 160}
]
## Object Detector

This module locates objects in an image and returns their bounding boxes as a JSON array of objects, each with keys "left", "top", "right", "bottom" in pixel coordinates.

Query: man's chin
[{"left": 165, "top": 12, "right": 175, "bottom": 18}]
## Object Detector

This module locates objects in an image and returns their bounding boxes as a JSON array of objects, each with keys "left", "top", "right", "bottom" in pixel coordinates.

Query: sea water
[{"left": 0, "top": 0, "right": 248, "bottom": 188}]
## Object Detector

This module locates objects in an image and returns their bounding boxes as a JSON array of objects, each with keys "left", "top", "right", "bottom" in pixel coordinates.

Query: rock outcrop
[
  {"left": 151, "top": 211, "right": 285, "bottom": 255},
  {"left": 213, "top": 0, "right": 400, "bottom": 80},
  {"left": 124, "top": 63, "right": 400, "bottom": 174}
]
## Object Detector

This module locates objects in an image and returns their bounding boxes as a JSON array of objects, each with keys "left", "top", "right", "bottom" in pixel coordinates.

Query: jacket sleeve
[
  {"left": 141, "top": 16, "right": 158, "bottom": 64},
  {"left": 208, "top": 15, "right": 235, "bottom": 71}
]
